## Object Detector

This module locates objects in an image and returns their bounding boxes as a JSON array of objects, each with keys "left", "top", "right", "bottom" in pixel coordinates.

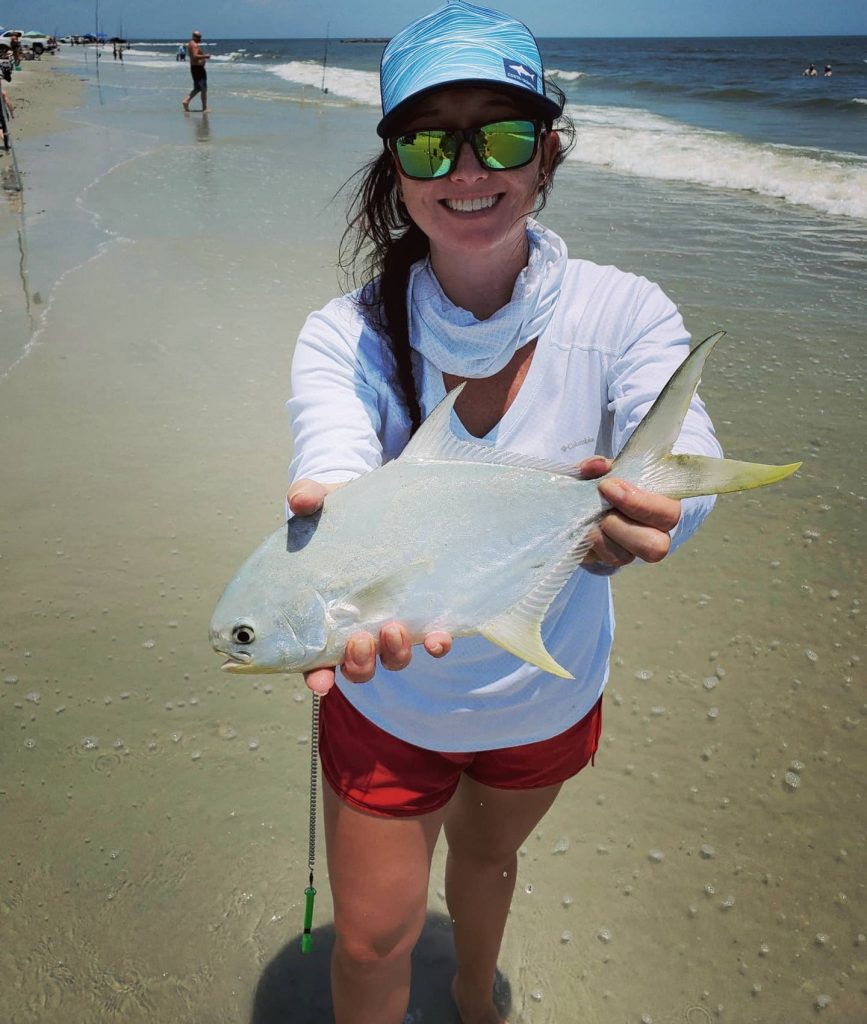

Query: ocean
[
  {"left": 126, "top": 33, "right": 867, "bottom": 217},
  {"left": 1, "top": 34, "right": 865, "bottom": 1024}
]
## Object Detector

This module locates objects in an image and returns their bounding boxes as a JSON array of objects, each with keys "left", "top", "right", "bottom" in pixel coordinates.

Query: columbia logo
[{"left": 503, "top": 59, "right": 538, "bottom": 90}]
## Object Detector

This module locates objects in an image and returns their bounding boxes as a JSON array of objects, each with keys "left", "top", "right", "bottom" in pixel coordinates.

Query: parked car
[{"left": 0, "top": 29, "right": 58, "bottom": 57}]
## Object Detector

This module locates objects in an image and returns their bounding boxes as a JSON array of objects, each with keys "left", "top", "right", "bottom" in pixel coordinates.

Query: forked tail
[{"left": 611, "top": 332, "right": 801, "bottom": 498}]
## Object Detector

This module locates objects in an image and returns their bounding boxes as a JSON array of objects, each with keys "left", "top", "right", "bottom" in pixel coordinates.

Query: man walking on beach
[{"left": 182, "top": 30, "right": 210, "bottom": 112}]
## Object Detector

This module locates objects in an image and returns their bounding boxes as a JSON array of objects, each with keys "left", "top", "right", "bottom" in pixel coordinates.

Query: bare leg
[
  {"left": 182, "top": 87, "right": 197, "bottom": 112},
  {"left": 444, "top": 776, "right": 563, "bottom": 1024},
  {"left": 324, "top": 782, "right": 446, "bottom": 1024},
  {"left": 200, "top": 88, "right": 208, "bottom": 112}
]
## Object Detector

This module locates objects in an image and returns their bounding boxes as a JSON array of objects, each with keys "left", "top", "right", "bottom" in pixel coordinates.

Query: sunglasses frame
[{"left": 388, "top": 119, "right": 544, "bottom": 181}]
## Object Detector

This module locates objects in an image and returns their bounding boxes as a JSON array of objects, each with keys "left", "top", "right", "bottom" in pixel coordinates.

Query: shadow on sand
[{"left": 250, "top": 911, "right": 513, "bottom": 1023}]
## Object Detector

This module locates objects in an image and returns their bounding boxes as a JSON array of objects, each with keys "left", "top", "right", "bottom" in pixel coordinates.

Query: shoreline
[
  {"left": 1, "top": 55, "right": 85, "bottom": 142},
  {"left": 1, "top": 57, "right": 85, "bottom": 220}
]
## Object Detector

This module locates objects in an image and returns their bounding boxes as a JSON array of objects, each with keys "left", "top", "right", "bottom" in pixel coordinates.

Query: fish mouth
[{"left": 217, "top": 650, "right": 253, "bottom": 672}]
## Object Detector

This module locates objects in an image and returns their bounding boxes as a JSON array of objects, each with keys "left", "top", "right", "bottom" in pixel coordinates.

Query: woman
[{"left": 286, "top": 3, "right": 721, "bottom": 1022}]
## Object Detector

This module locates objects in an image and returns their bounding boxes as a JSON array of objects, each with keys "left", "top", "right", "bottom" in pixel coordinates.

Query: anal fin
[{"left": 480, "top": 610, "right": 574, "bottom": 679}]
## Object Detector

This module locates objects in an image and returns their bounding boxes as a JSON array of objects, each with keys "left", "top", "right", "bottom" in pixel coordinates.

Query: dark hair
[{"left": 338, "top": 82, "right": 574, "bottom": 434}]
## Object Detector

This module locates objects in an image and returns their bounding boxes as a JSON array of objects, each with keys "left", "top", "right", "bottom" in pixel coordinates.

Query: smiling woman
[{"left": 278, "top": 2, "right": 723, "bottom": 1023}]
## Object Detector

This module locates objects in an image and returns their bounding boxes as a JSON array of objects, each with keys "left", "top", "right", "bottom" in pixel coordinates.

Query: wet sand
[
  {"left": 0, "top": 49, "right": 865, "bottom": 1024},
  {"left": 1, "top": 57, "right": 85, "bottom": 203}
]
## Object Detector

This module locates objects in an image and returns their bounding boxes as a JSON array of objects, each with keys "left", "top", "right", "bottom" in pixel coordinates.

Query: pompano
[{"left": 209, "top": 332, "right": 800, "bottom": 677}]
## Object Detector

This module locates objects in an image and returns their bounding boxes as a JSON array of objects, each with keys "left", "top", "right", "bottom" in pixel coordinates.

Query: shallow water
[{"left": 1, "top": 49, "right": 865, "bottom": 1023}]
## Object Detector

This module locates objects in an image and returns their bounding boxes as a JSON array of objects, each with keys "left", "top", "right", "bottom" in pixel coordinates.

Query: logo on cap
[{"left": 503, "top": 59, "right": 538, "bottom": 90}]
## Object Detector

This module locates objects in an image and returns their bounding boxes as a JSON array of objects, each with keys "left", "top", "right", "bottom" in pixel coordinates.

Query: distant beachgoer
[
  {"left": 112, "top": 43, "right": 117, "bottom": 60},
  {"left": 182, "top": 30, "right": 210, "bottom": 112},
  {"left": 177, "top": 45, "right": 186, "bottom": 62},
  {"left": 823, "top": 65, "right": 832, "bottom": 77},
  {"left": 803, "top": 63, "right": 817, "bottom": 77}
]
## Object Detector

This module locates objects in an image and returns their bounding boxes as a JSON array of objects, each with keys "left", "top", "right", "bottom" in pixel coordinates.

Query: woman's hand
[
  {"left": 578, "top": 457, "right": 681, "bottom": 568},
  {"left": 288, "top": 479, "right": 453, "bottom": 696}
]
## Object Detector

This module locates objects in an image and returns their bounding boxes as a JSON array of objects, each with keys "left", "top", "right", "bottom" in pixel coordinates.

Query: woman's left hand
[{"left": 578, "top": 456, "right": 681, "bottom": 568}]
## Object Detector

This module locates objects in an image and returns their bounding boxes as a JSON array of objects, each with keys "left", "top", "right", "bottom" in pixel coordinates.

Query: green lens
[
  {"left": 476, "top": 120, "right": 537, "bottom": 170},
  {"left": 395, "top": 130, "right": 454, "bottom": 179}
]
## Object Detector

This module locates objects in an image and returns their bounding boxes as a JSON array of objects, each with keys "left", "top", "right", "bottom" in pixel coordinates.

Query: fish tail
[{"left": 610, "top": 332, "right": 801, "bottom": 499}]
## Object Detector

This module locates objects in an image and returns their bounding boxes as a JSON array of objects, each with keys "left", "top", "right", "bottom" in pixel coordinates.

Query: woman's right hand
[{"left": 287, "top": 479, "right": 453, "bottom": 696}]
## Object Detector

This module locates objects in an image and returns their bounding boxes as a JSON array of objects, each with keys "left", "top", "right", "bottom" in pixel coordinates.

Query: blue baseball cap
[{"left": 377, "top": 0, "right": 563, "bottom": 138}]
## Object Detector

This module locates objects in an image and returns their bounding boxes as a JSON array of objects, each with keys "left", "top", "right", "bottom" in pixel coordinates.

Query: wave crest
[{"left": 564, "top": 104, "right": 867, "bottom": 220}]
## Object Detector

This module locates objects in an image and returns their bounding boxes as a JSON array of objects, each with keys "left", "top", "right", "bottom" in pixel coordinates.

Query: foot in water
[
  {"left": 451, "top": 976, "right": 508, "bottom": 1024},
  {"left": 181, "top": 100, "right": 189, "bottom": 112}
]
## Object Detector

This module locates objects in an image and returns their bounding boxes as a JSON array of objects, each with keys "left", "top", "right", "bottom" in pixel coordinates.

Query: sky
[{"left": 2, "top": 0, "right": 865, "bottom": 40}]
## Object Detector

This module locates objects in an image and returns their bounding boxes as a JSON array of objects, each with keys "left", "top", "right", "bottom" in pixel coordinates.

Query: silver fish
[{"left": 209, "top": 332, "right": 800, "bottom": 677}]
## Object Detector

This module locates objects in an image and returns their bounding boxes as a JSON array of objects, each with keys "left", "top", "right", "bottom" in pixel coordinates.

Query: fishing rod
[
  {"left": 0, "top": 89, "right": 23, "bottom": 189},
  {"left": 320, "top": 22, "right": 329, "bottom": 94}
]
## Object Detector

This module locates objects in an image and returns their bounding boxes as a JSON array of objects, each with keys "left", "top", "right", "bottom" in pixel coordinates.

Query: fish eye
[{"left": 232, "top": 625, "right": 255, "bottom": 645}]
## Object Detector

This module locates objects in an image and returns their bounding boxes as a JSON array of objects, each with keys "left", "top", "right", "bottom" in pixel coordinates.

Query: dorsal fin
[{"left": 400, "top": 383, "right": 583, "bottom": 477}]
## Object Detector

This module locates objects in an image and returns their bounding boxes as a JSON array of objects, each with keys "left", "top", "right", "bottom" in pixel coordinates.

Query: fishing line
[{"left": 301, "top": 692, "right": 320, "bottom": 953}]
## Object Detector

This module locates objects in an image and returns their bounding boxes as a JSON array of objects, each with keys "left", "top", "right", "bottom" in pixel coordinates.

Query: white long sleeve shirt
[{"left": 287, "top": 255, "right": 722, "bottom": 752}]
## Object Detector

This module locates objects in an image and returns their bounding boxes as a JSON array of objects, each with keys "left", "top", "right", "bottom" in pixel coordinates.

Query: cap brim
[{"left": 377, "top": 80, "right": 564, "bottom": 138}]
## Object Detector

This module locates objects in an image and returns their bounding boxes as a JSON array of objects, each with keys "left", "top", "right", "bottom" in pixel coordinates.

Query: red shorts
[{"left": 319, "top": 684, "right": 603, "bottom": 819}]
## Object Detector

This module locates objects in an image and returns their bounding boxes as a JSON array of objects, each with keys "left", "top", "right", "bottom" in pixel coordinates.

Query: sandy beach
[
  {"left": 1, "top": 58, "right": 85, "bottom": 201},
  {"left": 1, "top": 47, "right": 865, "bottom": 1024}
]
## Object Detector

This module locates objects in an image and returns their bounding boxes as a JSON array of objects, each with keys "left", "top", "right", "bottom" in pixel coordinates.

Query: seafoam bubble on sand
[{"left": 783, "top": 771, "right": 801, "bottom": 791}]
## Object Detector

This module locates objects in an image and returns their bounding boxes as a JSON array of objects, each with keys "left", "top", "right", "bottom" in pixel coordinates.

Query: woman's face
[{"left": 393, "top": 87, "right": 558, "bottom": 265}]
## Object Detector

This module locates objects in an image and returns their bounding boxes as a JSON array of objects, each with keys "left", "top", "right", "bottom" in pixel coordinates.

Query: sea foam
[
  {"left": 269, "top": 61, "right": 381, "bottom": 106},
  {"left": 564, "top": 103, "right": 867, "bottom": 220}
]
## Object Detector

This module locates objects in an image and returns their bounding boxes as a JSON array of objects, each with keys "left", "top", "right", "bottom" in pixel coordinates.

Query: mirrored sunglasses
[{"left": 390, "top": 119, "right": 542, "bottom": 181}]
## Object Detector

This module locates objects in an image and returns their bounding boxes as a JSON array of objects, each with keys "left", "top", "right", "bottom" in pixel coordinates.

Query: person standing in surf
[
  {"left": 285, "top": 3, "right": 721, "bottom": 1021},
  {"left": 182, "top": 30, "right": 210, "bottom": 112}
]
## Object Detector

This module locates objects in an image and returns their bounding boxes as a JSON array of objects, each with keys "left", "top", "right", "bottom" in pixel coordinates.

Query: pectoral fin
[
  {"left": 328, "top": 560, "right": 433, "bottom": 630},
  {"left": 480, "top": 608, "right": 574, "bottom": 679}
]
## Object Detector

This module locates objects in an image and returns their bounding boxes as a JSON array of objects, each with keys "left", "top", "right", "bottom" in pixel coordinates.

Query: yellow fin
[{"left": 480, "top": 609, "right": 573, "bottom": 679}]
